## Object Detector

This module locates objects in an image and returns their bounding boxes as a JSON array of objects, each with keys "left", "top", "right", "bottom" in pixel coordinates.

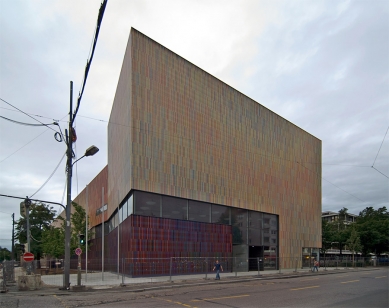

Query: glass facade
[{"left": 101, "top": 190, "right": 279, "bottom": 269}]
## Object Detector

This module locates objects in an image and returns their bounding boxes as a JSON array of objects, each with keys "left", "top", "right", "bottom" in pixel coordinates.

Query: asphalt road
[{"left": 1, "top": 268, "right": 388, "bottom": 307}]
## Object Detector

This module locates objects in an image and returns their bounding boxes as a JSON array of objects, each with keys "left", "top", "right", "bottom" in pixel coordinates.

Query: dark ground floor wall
[{"left": 84, "top": 215, "right": 233, "bottom": 276}]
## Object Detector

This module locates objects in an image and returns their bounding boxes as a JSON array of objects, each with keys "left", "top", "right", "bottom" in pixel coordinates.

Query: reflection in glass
[
  {"left": 248, "top": 211, "right": 262, "bottom": 229},
  {"left": 189, "top": 200, "right": 210, "bottom": 223},
  {"left": 231, "top": 208, "right": 247, "bottom": 245},
  {"left": 118, "top": 204, "right": 123, "bottom": 224},
  {"left": 123, "top": 200, "right": 128, "bottom": 220},
  {"left": 134, "top": 191, "right": 161, "bottom": 217},
  {"left": 212, "top": 204, "right": 230, "bottom": 225},
  {"left": 128, "top": 194, "right": 133, "bottom": 216},
  {"left": 162, "top": 196, "right": 188, "bottom": 220}
]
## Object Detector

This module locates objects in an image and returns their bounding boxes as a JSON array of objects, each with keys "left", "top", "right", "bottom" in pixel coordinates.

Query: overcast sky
[{"left": 1, "top": 0, "right": 388, "bottom": 250}]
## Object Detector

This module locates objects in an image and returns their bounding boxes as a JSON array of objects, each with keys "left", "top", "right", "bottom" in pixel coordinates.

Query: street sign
[
  {"left": 75, "top": 247, "right": 82, "bottom": 256},
  {"left": 23, "top": 252, "right": 34, "bottom": 262}
]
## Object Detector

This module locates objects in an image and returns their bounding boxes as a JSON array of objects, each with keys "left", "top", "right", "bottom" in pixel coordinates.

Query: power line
[
  {"left": 297, "top": 162, "right": 368, "bottom": 204},
  {"left": 371, "top": 166, "right": 389, "bottom": 179},
  {"left": 0, "top": 98, "right": 58, "bottom": 133},
  {"left": 372, "top": 126, "right": 389, "bottom": 167},
  {"left": 0, "top": 114, "right": 68, "bottom": 164},
  {"left": 1, "top": 109, "right": 382, "bottom": 170},
  {"left": 30, "top": 151, "right": 67, "bottom": 198},
  {"left": 0, "top": 129, "right": 50, "bottom": 163},
  {"left": 0, "top": 115, "right": 58, "bottom": 127},
  {"left": 0, "top": 106, "right": 67, "bottom": 123},
  {"left": 72, "top": 0, "right": 107, "bottom": 125}
]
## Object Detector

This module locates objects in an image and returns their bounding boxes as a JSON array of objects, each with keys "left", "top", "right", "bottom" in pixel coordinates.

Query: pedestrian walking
[
  {"left": 213, "top": 260, "right": 223, "bottom": 280},
  {"left": 312, "top": 259, "right": 319, "bottom": 272}
]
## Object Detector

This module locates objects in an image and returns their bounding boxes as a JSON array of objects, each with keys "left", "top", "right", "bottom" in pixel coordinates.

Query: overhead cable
[
  {"left": 72, "top": 0, "right": 107, "bottom": 125},
  {"left": 372, "top": 126, "right": 389, "bottom": 167},
  {"left": 0, "top": 115, "right": 57, "bottom": 127},
  {"left": 0, "top": 97, "right": 58, "bottom": 133},
  {"left": 30, "top": 151, "right": 67, "bottom": 198}
]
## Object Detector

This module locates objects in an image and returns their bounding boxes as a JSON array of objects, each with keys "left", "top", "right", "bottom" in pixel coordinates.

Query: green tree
[
  {"left": 0, "top": 246, "right": 12, "bottom": 262},
  {"left": 41, "top": 217, "right": 65, "bottom": 258},
  {"left": 346, "top": 227, "right": 363, "bottom": 264},
  {"left": 321, "top": 219, "right": 334, "bottom": 252},
  {"left": 70, "top": 202, "right": 93, "bottom": 252},
  {"left": 41, "top": 201, "right": 92, "bottom": 258},
  {"left": 355, "top": 207, "right": 389, "bottom": 256},
  {"left": 15, "top": 202, "right": 56, "bottom": 262},
  {"left": 329, "top": 207, "right": 351, "bottom": 255}
]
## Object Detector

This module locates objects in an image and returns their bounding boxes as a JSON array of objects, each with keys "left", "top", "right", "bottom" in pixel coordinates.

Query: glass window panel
[
  {"left": 114, "top": 212, "right": 118, "bottom": 228},
  {"left": 231, "top": 208, "right": 247, "bottom": 245},
  {"left": 128, "top": 194, "right": 133, "bottom": 216},
  {"left": 162, "top": 196, "right": 188, "bottom": 220},
  {"left": 123, "top": 200, "right": 128, "bottom": 219},
  {"left": 211, "top": 204, "right": 230, "bottom": 225},
  {"left": 119, "top": 208, "right": 123, "bottom": 223},
  {"left": 134, "top": 191, "right": 161, "bottom": 217},
  {"left": 248, "top": 228, "right": 262, "bottom": 246},
  {"left": 248, "top": 211, "right": 262, "bottom": 230},
  {"left": 188, "top": 200, "right": 210, "bottom": 223}
]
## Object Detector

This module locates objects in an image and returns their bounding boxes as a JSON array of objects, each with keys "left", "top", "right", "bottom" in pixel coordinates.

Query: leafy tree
[
  {"left": 346, "top": 227, "right": 362, "bottom": 264},
  {"left": 70, "top": 202, "right": 93, "bottom": 252},
  {"left": 41, "top": 201, "right": 92, "bottom": 258},
  {"left": 355, "top": 207, "right": 389, "bottom": 256},
  {"left": 15, "top": 202, "right": 56, "bottom": 262},
  {"left": 41, "top": 218, "right": 65, "bottom": 258},
  {"left": 329, "top": 207, "right": 351, "bottom": 255},
  {"left": 321, "top": 219, "right": 334, "bottom": 252},
  {"left": 0, "top": 246, "right": 12, "bottom": 262}
]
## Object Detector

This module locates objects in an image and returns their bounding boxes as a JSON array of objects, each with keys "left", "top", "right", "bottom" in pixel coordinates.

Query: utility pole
[
  {"left": 25, "top": 197, "right": 31, "bottom": 254},
  {"left": 11, "top": 213, "right": 15, "bottom": 260},
  {"left": 63, "top": 81, "right": 74, "bottom": 290}
]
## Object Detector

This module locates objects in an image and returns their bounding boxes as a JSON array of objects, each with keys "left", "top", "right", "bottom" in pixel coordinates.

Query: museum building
[{"left": 71, "top": 28, "right": 322, "bottom": 276}]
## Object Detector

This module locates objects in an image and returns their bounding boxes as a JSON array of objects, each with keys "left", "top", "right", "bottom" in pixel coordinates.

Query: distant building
[
  {"left": 322, "top": 211, "right": 358, "bottom": 224},
  {"left": 68, "top": 28, "right": 322, "bottom": 275}
]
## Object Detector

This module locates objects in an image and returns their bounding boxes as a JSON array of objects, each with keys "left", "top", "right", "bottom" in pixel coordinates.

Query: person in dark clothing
[
  {"left": 312, "top": 259, "right": 319, "bottom": 272},
  {"left": 213, "top": 260, "right": 223, "bottom": 280}
]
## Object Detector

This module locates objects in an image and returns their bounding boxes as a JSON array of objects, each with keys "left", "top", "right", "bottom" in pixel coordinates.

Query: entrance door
[{"left": 249, "top": 246, "right": 263, "bottom": 271}]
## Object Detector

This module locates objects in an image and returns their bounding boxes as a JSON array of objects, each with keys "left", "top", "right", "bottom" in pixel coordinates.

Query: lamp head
[{"left": 84, "top": 145, "right": 99, "bottom": 157}]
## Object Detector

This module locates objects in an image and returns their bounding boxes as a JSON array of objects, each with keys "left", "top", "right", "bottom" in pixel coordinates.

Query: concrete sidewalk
[
  {"left": 3, "top": 266, "right": 379, "bottom": 294},
  {"left": 42, "top": 266, "right": 375, "bottom": 290}
]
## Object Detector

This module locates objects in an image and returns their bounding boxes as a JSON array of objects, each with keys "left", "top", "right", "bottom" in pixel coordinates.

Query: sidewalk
[
  {"left": 40, "top": 266, "right": 347, "bottom": 287},
  {"left": 3, "top": 266, "right": 378, "bottom": 295}
]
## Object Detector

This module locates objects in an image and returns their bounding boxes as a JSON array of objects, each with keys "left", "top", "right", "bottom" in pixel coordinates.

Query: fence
[
  {"left": 1, "top": 260, "right": 16, "bottom": 292},
  {"left": 12, "top": 256, "right": 387, "bottom": 287}
]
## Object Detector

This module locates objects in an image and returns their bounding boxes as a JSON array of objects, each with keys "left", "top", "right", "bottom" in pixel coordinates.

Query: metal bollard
[
  {"left": 205, "top": 259, "right": 208, "bottom": 280},
  {"left": 257, "top": 257, "right": 260, "bottom": 276},
  {"left": 169, "top": 257, "right": 173, "bottom": 282},
  {"left": 121, "top": 258, "right": 125, "bottom": 285}
]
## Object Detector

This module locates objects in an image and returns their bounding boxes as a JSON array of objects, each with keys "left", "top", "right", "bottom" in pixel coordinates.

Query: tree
[
  {"left": 355, "top": 207, "right": 389, "bottom": 256},
  {"left": 41, "top": 201, "right": 92, "bottom": 258},
  {"left": 0, "top": 246, "right": 12, "bottom": 262},
  {"left": 15, "top": 202, "right": 56, "bottom": 262},
  {"left": 70, "top": 202, "right": 93, "bottom": 253},
  {"left": 329, "top": 207, "right": 351, "bottom": 256},
  {"left": 346, "top": 227, "right": 362, "bottom": 265},
  {"left": 321, "top": 219, "right": 334, "bottom": 251},
  {"left": 41, "top": 218, "right": 65, "bottom": 259}
]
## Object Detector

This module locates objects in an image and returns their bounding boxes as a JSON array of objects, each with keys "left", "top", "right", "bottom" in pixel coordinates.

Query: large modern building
[{"left": 71, "top": 28, "right": 322, "bottom": 275}]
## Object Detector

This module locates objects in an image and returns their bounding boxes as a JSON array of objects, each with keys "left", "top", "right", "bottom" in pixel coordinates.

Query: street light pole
[
  {"left": 63, "top": 81, "right": 74, "bottom": 290},
  {"left": 62, "top": 82, "right": 99, "bottom": 290}
]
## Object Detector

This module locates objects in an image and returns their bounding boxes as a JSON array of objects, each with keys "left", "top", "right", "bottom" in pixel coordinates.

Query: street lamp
[
  {"left": 63, "top": 144, "right": 98, "bottom": 290},
  {"left": 62, "top": 82, "right": 100, "bottom": 290}
]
